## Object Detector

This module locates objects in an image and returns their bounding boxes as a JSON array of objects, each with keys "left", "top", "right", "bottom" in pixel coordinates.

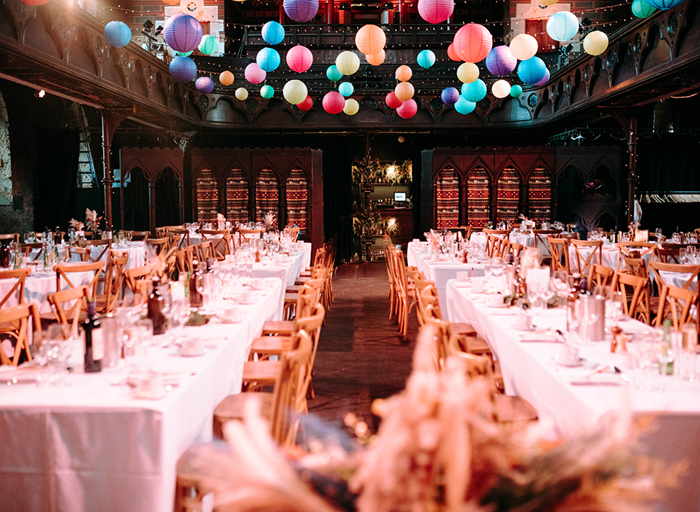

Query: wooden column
[
  {"left": 149, "top": 180, "right": 157, "bottom": 235},
  {"left": 100, "top": 109, "right": 127, "bottom": 232},
  {"left": 627, "top": 116, "right": 638, "bottom": 227}
]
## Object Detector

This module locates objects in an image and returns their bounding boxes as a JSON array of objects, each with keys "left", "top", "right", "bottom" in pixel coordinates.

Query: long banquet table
[
  {"left": 445, "top": 279, "right": 700, "bottom": 512},
  {"left": 0, "top": 278, "right": 283, "bottom": 512}
]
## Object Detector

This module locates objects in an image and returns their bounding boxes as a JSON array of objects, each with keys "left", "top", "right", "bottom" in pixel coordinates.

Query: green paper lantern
[
  {"left": 198, "top": 35, "right": 217, "bottom": 55},
  {"left": 510, "top": 85, "right": 523, "bottom": 98},
  {"left": 260, "top": 85, "right": 274, "bottom": 99},
  {"left": 326, "top": 65, "right": 343, "bottom": 82}
]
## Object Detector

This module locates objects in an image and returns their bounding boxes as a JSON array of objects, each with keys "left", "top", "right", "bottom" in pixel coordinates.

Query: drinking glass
[
  {"left": 628, "top": 333, "right": 657, "bottom": 390},
  {"left": 680, "top": 323, "right": 698, "bottom": 381},
  {"left": 606, "top": 290, "right": 624, "bottom": 326}
]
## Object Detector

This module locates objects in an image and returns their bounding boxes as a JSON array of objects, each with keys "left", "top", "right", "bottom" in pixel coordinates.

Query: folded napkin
[{"left": 569, "top": 376, "right": 624, "bottom": 386}]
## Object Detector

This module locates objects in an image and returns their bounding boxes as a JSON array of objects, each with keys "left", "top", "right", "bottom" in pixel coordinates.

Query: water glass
[{"left": 680, "top": 323, "right": 698, "bottom": 381}]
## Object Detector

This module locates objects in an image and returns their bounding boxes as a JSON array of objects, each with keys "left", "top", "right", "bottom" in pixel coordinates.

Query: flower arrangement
[
  {"left": 263, "top": 211, "right": 277, "bottom": 231},
  {"left": 68, "top": 218, "right": 85, "bottom": 231},
  {"left": 84, "top": 208, "right": 102, "bottom": 232}
]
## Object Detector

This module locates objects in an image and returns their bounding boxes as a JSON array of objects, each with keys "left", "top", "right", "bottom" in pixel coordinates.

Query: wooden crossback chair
[
  {"left": 168, "top": 229, "right": 191, "bottom": 250},
  {"left": 558, "top": 232, "right": 580, "bottom": 241},
  {"left": 570, "top": 239, "right": 603, "bottom": 275},
  {"left": 176, "top": 246, "right": 195, "bottom": 274},
  {"left": 655, "top": 247, "right": 682, "bottom": 264},
  {"left": 547, "top": 237, "right": 570, "bottom": 273},
  {"left": 0, "top": 303, "right": 41, "bottom": 366},
  {"left": 654, "top": 284, "right": 699, "bottom": 329},
  {"left": 648, "top": 261, "right": 700, "bottom": 292},
  {"left": 124, "top": 262, "right": 161, "bottom": 296},
  {"left": 47, "top": 286, "right": 90, "bottom": 339},
  {"left": 196, "top": 241, "right": 215, "bottom": 262},
  {"left": 199, "top": 230, "right": 232, "bottom": 260},
  {"left": 0, "top": 268, "right": 31, "bottom": 309},
  {"left": 145, "top": 238, "right": 169, "bottom": 257},
  {"left": 483, "top": 229, "right": 511, "bottom": 258},
  {"left": 610, "top": 271, "right": 649, "bottom": 324},
  {"left": 130, "top": 231, "right": 149, "bottom": 241},
  {"left": 533, "top": 229, "right": 561, "bottom": 263},
  {"left": 236, "top": 228, "right": 263, "bottom": 247},
  {"left": 390, "top": 247, "right": 417, "bottom": 341},
  {"left": 77, "top": 239, "right": 111, "bottom": 263},
  {"left": 0, "top": 233, "right": 19, "bottom": 246},
  {"left": 283, "top": 225, "right": 301, "bottom": 242},
  {"left": 588, "top": 264, "right": 615, "bottom": 293},
  {"left": 617, "top": 242, "right": 657, "bottom": 271},
  {"left": 68, "top": 246, "right": 91, "bottom": 262},
  {"left": 18, "top": 242, "right": 44, "bottom": 262},
  {"left": 509, "top": 242, "right": 524, "bottom": 260},
  {"left": 96, "top": 252, "right": 128, "bottom": 314},
  {"left": 55, "top": 261, "right": 105, "bottom": 301}
]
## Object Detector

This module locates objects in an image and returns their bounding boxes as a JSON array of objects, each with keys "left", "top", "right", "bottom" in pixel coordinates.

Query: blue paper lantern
[
  {"left": 546, "top": 11, "right": 579, "bottom": 42},
  {"left": 510, "top": 84, "right": 523, "bottom": 98},
  {"left": 169, "top": 56, "right": 197, "bottom": 83},
  {"left": 163, "top": 13, "right": 203, "bottom": 53},
  {"left": 338, "top": 82, "right": 354, "bottom": 97},
  {"left": 195, "top": 77, "right": 214, "bottom": 94},
  {"left": 260, "top": 85, "right": 274, "bottom": 99},
  {"left": 326, "top": 65, "right": 343, "bottom": 82},
  {"left": 257, "top": 47, "right": 281, "bottom": 72},
  {"left": 262, "top": 21, "right": 285, "bottom": 45},
  {"left": 485, "top": 45, "right": 517, "bottom": 77},
  {"left": 632, "top": 0, "right": 656, "bottom": 17},
  {"left": 517, "top": 56, "right": 547, "bottom": 85},
  {"left": 283, "top": 0, "right": 319, "bottom": 23},
  {"left": 454, "top": 97, "right": 476, "bottom": 115},
  {"left": 441, "top": 87, "right": 460, "bottom": 105},
  {"left": 461, "top": 79, "right": 486, "bottom": 102},
  {"left": 643, "top": 0, "right": 684, "bottom": 9},
  {"left": 417, "top": 49, "right": 436, "bottom": 69},
  {"left": 104, "top": 21, "right": 131, "bottom": 48}
]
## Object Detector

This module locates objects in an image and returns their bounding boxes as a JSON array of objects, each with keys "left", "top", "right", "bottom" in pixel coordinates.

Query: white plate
[
  {"left": 513, "top": 324, "right": 535, "bottom": 331},
  {"left": 553, "top": 356, "right": 585, "bottom": 367},
  {"left": 179, "top": 348, "right": 207, "bottom": 357}
]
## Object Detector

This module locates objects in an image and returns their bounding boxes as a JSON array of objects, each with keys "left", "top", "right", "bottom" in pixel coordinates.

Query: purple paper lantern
[
  {"left": 485, "top": 45, "right": 517, "bottom": 77},
  {"left": 535, "top": 68, "right": 551, "bottom": 86},
  {"left": 163, "top": 13, "right": 203, "bottom": 53},
  {"left": 283, "top": 0, "right": 319, "bottom": 23},
  {"left": 441, "top": 87, "right": 460, "bottom": 105},
  {"left": 195, "top": 76, "right": 214, "bottom": 94},
  {"left": 169, "top": 56, "right": 197, "bottom": 83},
  {"left": 245, "top": 63, "right": 267, "bottom": 84}
]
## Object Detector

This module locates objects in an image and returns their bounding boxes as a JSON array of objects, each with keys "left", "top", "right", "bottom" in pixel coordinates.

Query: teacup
[
  {"left": 515, "top": 311, "right": 532, "bottom": 330},
  {"left": 132, "top": 373, "right": 165, "bottom": 399},
  {"left": 457, "top": 271, "right": 470, "bottom": 283},
  {"left": 180, "top": 338, "right": 205, "bottom": 356},
  {"left": 488, "top": 294, "right": 504, "bottom": 307},
  {"left": 558, "top": 344, "right": 580, "bottom": 365},
  {"left": 472, "top": 281, "right": 485, "bottom": 293}
]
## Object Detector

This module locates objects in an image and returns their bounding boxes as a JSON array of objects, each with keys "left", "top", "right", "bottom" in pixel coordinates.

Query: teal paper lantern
[
  {"left": 198, "top": 35, "right": 217, "bottom": 55},
  {"left": 454, "top": 97, "right": 476, "bottom": 115},
  {"left": 517, "top": 57, "right": 547, "bottom": 85},
  {"left": 510, "top": 84, "right": 523, "bottom": 98},
  {"left": 546, "top": 11, "right": 579, "bottom": 42},
  {"left": 461, "top": 79, "right": 486, "bottom": 102},
  {"left": 104, "top": 21, "right": 131, "bottom": 48},
  {"left": 257, "top": 47, "right": 281, "bottom": 72},
  {"left": 326, "top": 65, "right": 343, "bottom": 82},
  {"left": 260, "top": 85, "right": 274, "bottom": 98},
  {"left": 632, "top": 0, "right": 656, "bottom": 17},
  {"left": 417, "top": 49, "right": 436, "bottom": 69},
  {"left": 262, "top": 21, "right": 285, "bottom": 45},
  {"left": 338, "top": 82, "right": 354, "bottom": 97},
  {"left": 176, "top": 51, "right": 192, "bottom": 57},
  {"left": 644, "top": 0, "right": 684, "bottom": 9}
]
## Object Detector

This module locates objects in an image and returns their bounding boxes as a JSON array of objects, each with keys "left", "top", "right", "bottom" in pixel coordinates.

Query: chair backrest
[
  {"left": 145, "top": 238, "right": 169, "bottom": 257},
  {"left": 617, "top": 242, "right": 656, "bottom": 271},
  {"left": 237, "top": 229, "right": 263, "bottom": 247},
  {"left": 124, "top": 262, "right": 160, "bottom": 295},
  {"left": 547, "top": 237, "right": 570, "bottom": 273},
  {"left": 19, "top": 242, "right": 44, "bottom": 262},
  {"left": 102, "top": 252, "right": 129, "bottom": 313},
  {"left": 588, "top": 264, "right": 615, "bottom": 293},
  {"left": 483, "top": 230, "right": 510, "bottom": 258},
  {"left": 620, "top": 256, "right": 648, "bottom": 279},
  {"left": 130, "top": 231, "right": 149, "bottom": 241},
  {"left": 418, "top": 282, "right": 443, "bottom": 324},
  {"left": 77, "top": 239, "right": 111, "bottom": 263},
  {"left": 168, "top": 229, "right": 190, "bottom": 250},
  {"left": 0, "top": 268, "right": 31, "bottom": 309},
  {"left": 533, "top": 229, "right": 561, "bottom": 256},
  {"left": 655, "top": 247, "right": 682, "bottom": 264},
  {"left": 197, "top": 241, "right": 214, "bottom": 262},
  {"left": 557, "top": 232, "right": 580, "bottom": 240},
  {"left": 654, "top": 284, "right": 698, "bottom": 329},
  {"left": 509, "top": 242, "right": 524, "bottom": 260},
  {"left": 69, "top": 246, "right": 91, "bottom": 262},
  {"left": 570, "top": 240, "right": 603, "bottom": 275},
  {"left": 448, "top": 334, "right": 493, "bottom": 379},
  {"left": 176, "top": 246, "right": 195, "bottom": 274},
  {"left": 55, "top": 261, "right": 105, "bottom": 299},
  {"left": 648, "top": 261, "right": 700, "bottom": 292},
  {"left": 47, "top": 285, "right": 90, "bottom": 338},
  {"left": 413, "top": 320, "right": 452, "bottom": 372},
  {"left": 610, "top": 271, "right": 648, "bottom": 323},
  {"left": 200, "top": 232, "right": 232, "bottom": 260},
  {"left": 0, "top": 233, "right": 19, "bottom": 246},
  {"left": 0, "top": 303, "right": 40, "bottom": 366}
]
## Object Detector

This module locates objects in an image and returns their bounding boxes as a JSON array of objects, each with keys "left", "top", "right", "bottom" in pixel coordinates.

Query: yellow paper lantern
[
  {"left": 336, "top": 51, "right": 361, "bottom": 75},
  {"left": 235, "top": 87, "right": 248, "bottom": 100},
  {"left": 395, "top": 65, "right": 412, "bottom": 82},
  {"left": 366, "top": 50, "right": 385, "bottom": 66},
  {"left": 343, "top": 98, "right": 359, "bottom": 115},
  {"left": 457, "top": 62, "right": 479, "bottom": 84},
  {"left": 492, "top": 80, "right": 511, "bottom": 99},
  {"left": 583, "top": 30, "right": 609, "bottom": 56},
  {"left": 395, "top": 81, "right": 414, "bottom": 101},
  {"left": 509, "top": 33, "right": 538, "bottom": 61},
  {"left": 282, "top": 79, "right": 308, "bottom": 105},
  {"left": 355, "top": 24, "right": 386, "bottom": 56},
  {"left": 219, "top": 70, "right": 234, "bottom": 86}
]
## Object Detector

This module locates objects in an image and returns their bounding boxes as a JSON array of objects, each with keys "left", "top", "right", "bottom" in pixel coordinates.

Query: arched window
[
  {"left": 497, "top": 167, "right": 520, "bottom": 223},
  {"left": 196, "top": 169, "right": 218, "bottom": 222},
  {"left": 286, "top": 169, "right": 309, "bottom": 233},
  {"left": 256, "top": 169, "right": 279, "bottom": 223},
  {"left": 226, "top": 169, "right": 249, "bottom": 223},
  {"left": 435, "top": 168, "right": 459, "bottom": 229},
  {"left": 467, "top": 167, "right": 490, "bottom": 228},
  {"left": 528, "top": 167, "right": 552, "bottom": 222}
]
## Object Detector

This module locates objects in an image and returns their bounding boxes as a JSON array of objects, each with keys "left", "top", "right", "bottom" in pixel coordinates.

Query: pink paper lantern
[
  {"left": 485, "top": 45, "right": 517, "bottom": 77},
  {"left": 286, "top": 45, "right": 313, "bottom": 73},
  {"left": 386, "top": 91, "right": 403, "bottom": 109},
  {"left": 298, "top": 95, "right": 314, "bottom": 111},
  {"left": 396, "top": 99, "right": 418, "bottom": 119},
  {"left": 417, "top": 0, "right": 454, "bottom": 24},
  {"left": 283, "top": 0, "right": 319, "bottom": 23},
  {"left": 453, "top": 23, "right": 493, "bottom": 63},
  {"left": 244, "top": 63, "right": 267, "bottom": 84},
  {"left": 322, "top": 91, "right": 345, "bottom": 114}
]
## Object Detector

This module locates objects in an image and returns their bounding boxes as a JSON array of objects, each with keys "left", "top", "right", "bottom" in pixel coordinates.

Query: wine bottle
[
  {"left": 189, "top": 257, "right": 203, "bottom": 308},
  {"left": 84, "top": 300, "right": 103, "bottom": 373},
  {"left": 147, "top": 276, "right": 167, "bottom": 335}
]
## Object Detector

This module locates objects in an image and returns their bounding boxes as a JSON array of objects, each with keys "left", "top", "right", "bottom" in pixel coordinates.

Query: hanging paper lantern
[
  {"left": 195, "top": 76, "right": 214, "bottom": 94},
  {"left": 176, "top": 51, "right": 192, "bottom": 57},
  {"left": 454, "top": 97, "right": 476, "bottom": 115},
  {"left": 417, "top": 49, "right": 436, "bottom": 68},
  {"left": 510, "top": 84, "right": 523, "bottom": 98},
  {"left": 447, "top": 43, "right": 461, "bottom": 62},
  {"left": 453, "top": 23, "right": 493, "bottom": 63},
  {"left": 417, "top": 0, "right": 454, "bottom": 24},
  {"left": 21, "top": 0, "right": 51, "bottom": 5},
  {"left": 344, "top": 98, "right": 360, "bottom": 115},
  {"left": 262, "top": 21, "right": 285, "bottom": 45},
  {"left": 644, "top": 0, "right": 684, "bottom": 9},
  {"left": 235, "top": 87, "right": 249, "bottom": 100},
  {"left": 492, "top": 80, "right": 510, "bottom": 99},
  {"left": 509, "top": 33, "right": 538, "bottom": 61},
  {"left": 298, "top": 95, "right": 314, "bottom": 111},
  {"left": 396, "top": 99, "right": 417, "bottom": 119},
  {"left": 518, "top": 56, "right": 547, "bottom": 84},
  {"left": 336, "top": 51, "right": 361, "bottom": 75},
  {"left": 457, "top": 62, "right": 479, "bottom": 83},
  {"left": 260, "top": 85, "right": 274, "bottom": 99},
  {"left": 104, "top": 21, "right": 131, "bottom": 48},
  {"left": 395, "top": 82, "right": 415, "bottom": 101},
  {"left": 286, "top": 45, "right": 313, "bottom": 73},
  {"left": 583, "top": 30, "right": 609, "bottom": 56},
  {"left": 283, "top": 79, "right": 307, "bottom": 104},
  {"left": 326, "top": 65, "right": 343, "bottom": 82},
  {"left": 323, "top": 91, "right": 345, "bottom": 114},
  {"left": 366, "top": 51, "right": 385, "bottom": 66},
  {"left": 386, "top": 91, "right": 403, "bottom": 109},
  {"left": 163, "top": 13, "right": 203, "bottom": 53},
  {"left": 461, "top": 79, "right": 486, "bottom": 102},
  {"left": 535, "top": 68, "right": 550, "bottom": 86},
  {"left": 485, "top": 46, "right": 517, "bottom": 77},
  {"left": 169, "top": 56, "right": 197, "bottom": 83},
  {"left": 338, "top": 82, "right": 354, "bottom": 97},
  {"left": 257, "top": 47, "right": 281, "bottom": 72},
  {"left": 245, "top": 63, "right": 267, "bottom": 84},
  {"left": 395, "top": 65, "right": 412, "bottom": 82},
  {"left": 355, "top": 24, "right": 386, "bottom": 56},
  {"left": 219, "top": 71, "right": 234, "bottom": 86},
  {"left": 198, "top": 35, "right": 217, "bottom": 56},
  {"left": 546, "top": 11, "right": 579, "bottom": 42},
  {"left": 284, "top": 0, "right": 319, "bottom": 22},
  {"left": 441, "top": 87, "right": 460, "bottom": 105},
  {"left": 632, "top": 0, "right": 656, "bottom": 18}
]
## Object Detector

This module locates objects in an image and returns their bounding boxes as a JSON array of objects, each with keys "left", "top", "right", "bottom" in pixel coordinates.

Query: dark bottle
[
  {"left": 189, "top": 257, "right": 203, "bottom": 308},
  {"left": 147, "top": 276, "right": 167, "bottom": 335},
  {"left": 0, "top": 243, "right": 9, "bottom": 269},
  {"left": 578, "top": 276, "right": 591, "bottom": 296},
  {"left": 54, "top": 226, "right": 62, "bottom": 246},
  {"left": 84, "top": 300, "right": 103, "bottom": 373}
]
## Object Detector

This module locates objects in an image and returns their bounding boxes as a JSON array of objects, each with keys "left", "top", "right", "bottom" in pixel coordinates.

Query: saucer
[
  {"left": 487, "top": 302, "right": 509, "bottom": 309},
  {"left": 179, "top": 347, "right": 207, "bottom": 357},
  {"left": 513, "top": 324, "right": 535, "bottom": 331},
  {"left": 553, "top": 356, "right": 584, "bottom": 367}
]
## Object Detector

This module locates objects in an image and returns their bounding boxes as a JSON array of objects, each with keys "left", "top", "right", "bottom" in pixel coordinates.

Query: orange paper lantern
[
  {"left": 366, "top": 50, "right": 385, "bottom": 66},
  {"left": 453, "top": 23, "right": 493, "bottom": 63},
  {"left": 395, "top": 65, "right": 413, "bottom": 82},
  {"left": 447, "top": 43, "right": 461, "bottom": 62},
  {"left": 395, "top": 82, "right": 415, "bottom": 101},
  {"left": 355, "top": 24, "right": 386, "bottom": 56}
]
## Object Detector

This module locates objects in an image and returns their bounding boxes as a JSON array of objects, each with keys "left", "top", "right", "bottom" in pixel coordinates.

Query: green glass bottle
[{"left": 661, "top": 319, "right": 674, "bottom": 375}]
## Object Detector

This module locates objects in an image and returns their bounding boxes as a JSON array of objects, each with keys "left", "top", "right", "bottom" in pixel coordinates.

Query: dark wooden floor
[{"left": 308, "top": 262, "right": 419, "bottom": 432}]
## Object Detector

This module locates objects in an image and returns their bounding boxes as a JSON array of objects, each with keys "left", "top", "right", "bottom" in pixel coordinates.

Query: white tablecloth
[
  {"left": 0, "top": 278, "right": 282, "bottom": 512},
  {"left": 445, "top": 279, "right": 700, "bottom": 512},
  {"left": 0, "top": 269, "right": 95, "bottom": 314}
]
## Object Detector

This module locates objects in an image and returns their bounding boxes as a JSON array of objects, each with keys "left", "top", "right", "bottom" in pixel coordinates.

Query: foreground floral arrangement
[{"left": 187, "top": 329, "right": 679, "bottom": 512}]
